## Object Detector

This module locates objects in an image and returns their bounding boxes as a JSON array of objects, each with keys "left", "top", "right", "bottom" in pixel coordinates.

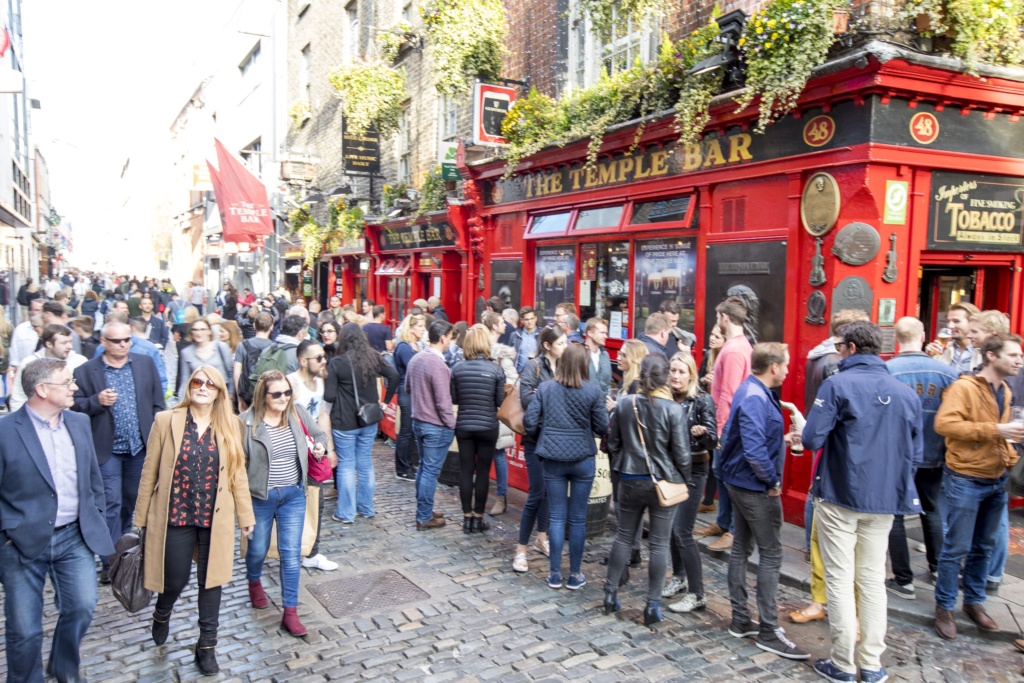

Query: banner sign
[
  {"left": 378, "top": 221, "right": 459, "bottom": 252},
  {"left": 206, "top": 138, "right": 273, "bottom": 244},
  {"left": 473, "top": 83, "right": 516, "bottom": 146},
  {"left": 342, "top": 120, "right": 381, "bottom": 174},
  {"left": 439, "top": 141, "right": 460, "bottom": 180},
  {"left": 928, "top": 172, "right": 1024, "bottom": 252}
]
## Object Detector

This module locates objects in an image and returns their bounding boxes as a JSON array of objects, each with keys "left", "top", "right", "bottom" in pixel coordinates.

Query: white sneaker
[
  {"left": 668, "top": 593, "right": 707, "bottom": 613},
  {"left": 534, "top": 538, "right": 550, "bottom": 557},
  {"left": 661, "top": 575, "right": 687, "bottom": 598},
  {"left": 512, "top": 552, "right": 529, "bottom": 573},
  {"left": 302, "top": 554, "right": 339, "bottom": 571}
]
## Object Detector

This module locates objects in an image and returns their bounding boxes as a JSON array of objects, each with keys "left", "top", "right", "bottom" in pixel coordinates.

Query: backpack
[
  {"left": 247, "top": 341, "right": 296, "bottom": 399},
  {"left": 236, "top": 338, "right": 262, "bottom": 404}
]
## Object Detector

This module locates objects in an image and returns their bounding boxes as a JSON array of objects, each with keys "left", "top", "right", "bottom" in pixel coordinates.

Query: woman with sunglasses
[
  {"left": 324, "top": 323, "right": 399, "bottom": 523},
  {"left": 238, "top": 369, "right": 329, "bottom": 636},
  {"left": 134, "top": 366, "right": 254, "bottom": 675},
  {"left": 179, "top": 319, "right": 235, "bottom": 406}
]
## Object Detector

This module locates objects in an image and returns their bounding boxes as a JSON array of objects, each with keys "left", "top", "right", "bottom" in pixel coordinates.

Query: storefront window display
[
  {"left": 633, "top": 237, "right": 697, "bottom": 334},
  {"left": 533, "top": 245, "right": 576, "bottom": 323},
  {"left": 579, "top": 241, "right": 630, "bottom": 336}
]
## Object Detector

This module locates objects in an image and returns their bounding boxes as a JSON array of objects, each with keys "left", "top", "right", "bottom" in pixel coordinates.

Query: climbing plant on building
[
  {"left": 289, "top": 100, "right": 311, "bottom": 129},
  {"left": 421, "top": 0, "right": 507, "bottom": 97},
  {"left": 377, "top": 21, "right": 416, "bottom": 63},
  {"left": 328, "top": 61, "right": 406, "bottom": 138}
]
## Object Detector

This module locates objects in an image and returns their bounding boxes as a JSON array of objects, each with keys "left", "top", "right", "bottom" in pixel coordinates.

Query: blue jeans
[
  {"left": 99, "top": 451, "right": 147, "bottom": 561},
  {"left": 805, "top": 495, "right": 815, "bottom": 552},
  {"left": 413, "top": 419, "right": 455, "bottom": 523},
  {"left": 713, "top": 449, "right": 734, "bottom": 532},
  {"left": 988, "top": 505, "right": 1009, "bottom": 582},
  {"left": 935, "top": 470, "right": 1007, "bottom": 609},
  {"left": 517, "top": 441, "right": 549, "bottom": 545},
  {"left": 333, "top": 424, "right": 378, "bottom": 521},
  {"left": 493, "top": 449, "right": 508, "bottom": 496},
  {"left": 0, "top": 523, "right": 98, "bottom": 683},
  {"left": 246, "top": 484, "right": 306, "bottom": 608},
  {"left": 543, "top": 457, "right": 595, "bottom": 576}
]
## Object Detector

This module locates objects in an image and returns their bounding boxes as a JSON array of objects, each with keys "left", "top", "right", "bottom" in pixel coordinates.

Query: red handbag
[{"left": 298, "top": 411, "right": 332, "bottom": 482}]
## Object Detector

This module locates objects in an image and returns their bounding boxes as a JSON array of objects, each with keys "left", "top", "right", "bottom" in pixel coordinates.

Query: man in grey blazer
[{"left": 0, "top": 358, "right": 115, "bottom": 683}]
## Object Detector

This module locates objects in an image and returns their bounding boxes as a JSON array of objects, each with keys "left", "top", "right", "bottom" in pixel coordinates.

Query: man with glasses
[
  {"left": 0, "top": 358, "right": 114, "bottom": 682},
  {"left": 72, "top": 320, "right": 165, "bottom": 584},
  {"left": 91, "top": 311, "right": 168, "bottom": 395},
  {"left": 9, "top": 324, "right": 88, "bottom": 412}
]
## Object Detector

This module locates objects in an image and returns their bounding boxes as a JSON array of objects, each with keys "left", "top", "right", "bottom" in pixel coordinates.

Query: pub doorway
[{"left": 918, "top": 263, "right": 1015, "bottom": 337}]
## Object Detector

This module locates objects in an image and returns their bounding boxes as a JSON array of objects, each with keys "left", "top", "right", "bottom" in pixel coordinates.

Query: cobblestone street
[{"left": 5, "top": 443, "right": 1021, "bottom": 682}]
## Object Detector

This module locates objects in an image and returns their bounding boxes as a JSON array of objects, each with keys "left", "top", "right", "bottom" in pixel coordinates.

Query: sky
[{"left": 22, "top": 0, "right": 244, "bottom": 271}]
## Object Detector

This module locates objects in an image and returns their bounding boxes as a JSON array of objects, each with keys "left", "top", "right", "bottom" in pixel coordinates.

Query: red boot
[
  {"left": 281, "top": 607, "right": 308, "bottom": 637},
  {"left": 248, "top": 580, "right": 268, "bottom": 609}
]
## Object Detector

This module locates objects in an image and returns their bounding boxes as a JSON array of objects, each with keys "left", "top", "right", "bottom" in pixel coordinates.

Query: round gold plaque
[{"left": 801, "top": 172, "right": 840, "bottom": 237}]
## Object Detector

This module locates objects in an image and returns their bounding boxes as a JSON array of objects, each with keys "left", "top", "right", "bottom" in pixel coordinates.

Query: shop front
[
  {"left": 323, "top": 238, "right": 370, "bottom": 310},
  {"left": 463, "top": 48, "right": 1024, "bottom": 521}
]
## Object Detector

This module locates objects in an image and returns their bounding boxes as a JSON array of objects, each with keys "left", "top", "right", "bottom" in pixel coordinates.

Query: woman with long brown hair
[
  {"left": 135, "top": 366, "right": 255, "bottom": 675},
  {"left": 239, "top": 370, "right": 329, "bottom": 637}
]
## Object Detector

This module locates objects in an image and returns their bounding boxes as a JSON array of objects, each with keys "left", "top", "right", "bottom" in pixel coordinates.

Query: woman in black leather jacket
[
  {"left": 604, "top": 355, "right": 692, "bottom": 625},
  {"left": 664, "top": 352, "right": 718, "bottom": 615},
  {"left": 450, "top": 325, "right": 506, "bottom": 533}
]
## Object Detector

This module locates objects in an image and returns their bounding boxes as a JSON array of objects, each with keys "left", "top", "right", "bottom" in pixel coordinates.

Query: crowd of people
[{"left": 1, "top": 271, "right": 1022, "bottom": 683}]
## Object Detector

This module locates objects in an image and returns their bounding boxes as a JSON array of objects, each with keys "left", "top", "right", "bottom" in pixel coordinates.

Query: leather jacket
[
  {"left": 679, "top": 391, "right": 718, "bottom": 458},
  {"left": 608, "top": 394, "right": 692, "bottom": 484}
]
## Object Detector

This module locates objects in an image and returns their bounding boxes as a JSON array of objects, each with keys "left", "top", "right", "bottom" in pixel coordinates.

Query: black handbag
[
  {"left": 110, "top": 530, "right": 153, "bottom": 614},
  {"left": 351, "top": 362, "right": 384, "bottom": 426}
]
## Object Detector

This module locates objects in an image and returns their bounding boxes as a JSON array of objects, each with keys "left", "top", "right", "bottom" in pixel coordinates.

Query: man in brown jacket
[{"left": 933, "top": 331, "right": 1024, "bottom": 640}]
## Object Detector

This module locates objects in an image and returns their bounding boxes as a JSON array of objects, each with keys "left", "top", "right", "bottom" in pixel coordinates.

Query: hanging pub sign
[
  {"left": 473, "top": 83, "right": 516, "bottom": 146},
  {"left": 342, "top": 119, "right": 381, "bottom": 174},
  {"left": 533, "top": 245, "right": 575, "bottom": 323},
  {"left": 927, "top": 172, "right": 1024, "bottom": 252},
  {"left": 378, "top": 221, "right": 459, "bottom": 252}
]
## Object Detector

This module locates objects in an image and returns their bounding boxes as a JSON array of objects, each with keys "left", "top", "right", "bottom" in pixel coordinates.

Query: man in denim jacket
[{"left": 885, "top": 317, "right": 958, "bottom": 599}]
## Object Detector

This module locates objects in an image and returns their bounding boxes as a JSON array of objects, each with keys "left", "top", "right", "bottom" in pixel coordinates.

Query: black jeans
[
  {"left": 456, "top": 428, "right": 499, "bottom": 514},
  {"left": 727, "top": 485, "right": 783, "bottom": 634},
  {"left": 703, "top": 452, "right": 717, "bottom": 506},
  {"left": 610, "top": 470, "right": 644, "bottom": 552},
  {"left": 670, "top": 461, "right": 709, "bottom": 597},
  {"left": 395, "top": 386, "right": 416, "bottom": 475},
  {"left": 517, "top": 440, "right": 549, "bottom": 544},
  {"left": 605, "top": 478, "right": 677, "bottom": 602},
  {"left": 307, "top": 477, "right": 325, "bottom": 557},
  {"left": 157, "top": 526, "right": 220, "bottom": 640},
  {"left": 888, "top": 466, "right": 944, "bottom": 582}
]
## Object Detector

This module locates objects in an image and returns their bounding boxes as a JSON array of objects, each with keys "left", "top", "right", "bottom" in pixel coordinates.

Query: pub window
[
  {"left": 633, "top": 237, "right": 698, "bottom": 334},
  {"left": 528, "top": 211, "right": 572, "bottom": 236},
  {"left": 567, "top": 1, "right": 657, "bottom": 91},
  {"left": 573, "top": 205, "right": 623, "bottom": 232},
  {"left": 630, "top": 195, "right": 692, "bottom": 225},
  {"left": 578, "top": 241, "right": 631, "bottom": 337},
  {"left": 534, "top": 245, "right": 576, "bottom": 324}
]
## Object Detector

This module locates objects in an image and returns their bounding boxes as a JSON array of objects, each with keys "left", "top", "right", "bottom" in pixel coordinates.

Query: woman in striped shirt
[{"left": 239, "top": 370, "right": 329, "bottom": 637}]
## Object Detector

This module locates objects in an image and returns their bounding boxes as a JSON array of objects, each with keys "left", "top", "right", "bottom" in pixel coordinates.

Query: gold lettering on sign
[
  {"left": 944, "top": 202, "right": 1016, "bottom": 238},
  {"left": 702, "top": 140, "right": 726, "bottom": 168},
  {"left": 728, "top": 134, "right": 753, "bottom": 162},
  {"left": 618, "top": 157, "right": 634, "bottom": 182}
]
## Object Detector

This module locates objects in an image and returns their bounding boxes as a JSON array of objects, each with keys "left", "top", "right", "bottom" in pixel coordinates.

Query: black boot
[
  {"left": 603, "top": 590, "right": 620, "bottom": 615},
  {"left": 463, "top": 516, "right": 473, "bottom": 534},
  {"left": 194, "top": 638, "right": 219, "bottom": 675},
  {"left": 151, "top": 607, "right": 172, "bottom": 645},
  {"left": 629, "top": 549, "right": 642, "bottom": 567},
  {"left": 472, "top": 516, "right": 490, "bottom": 533},
  {"left": 643, "top": 601, "right": 663, "bottom": 627}
]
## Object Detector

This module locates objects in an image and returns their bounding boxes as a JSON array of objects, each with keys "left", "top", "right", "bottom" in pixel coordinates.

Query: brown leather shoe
[
  {"left": 789, "top": 602, "right": 827, "bottom": 623},
  {"left": 416, "top": 517, "right": 446, "bottom": 531},
  {"left": 707, "top": 532, "right": 734, "bottom": 552},
  {"left": 432, "top": 510, "right": 445, "bottom": 519},
  {"left": 934, "top": 606, "right": 957, "bottom": 641},
  {"left": 695, "top": 523, "right": 725, "bottom": 537},
  {"left": 698, "top": 503, "right": 717, "bottom": 513},
  {"left": 963, "top": 603, "right": 999, "bottom": 632}
]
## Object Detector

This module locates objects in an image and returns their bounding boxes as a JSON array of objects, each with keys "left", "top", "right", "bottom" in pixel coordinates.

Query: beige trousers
[{"left": 815, "top": 500, "right": 893, "bottom": 674}]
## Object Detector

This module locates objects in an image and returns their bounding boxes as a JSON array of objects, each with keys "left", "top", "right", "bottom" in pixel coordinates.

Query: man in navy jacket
[
  {"left": 803, "top": 321, "right": 922, "bottom": 683},
  {"left": 73, "top": 320, "right": 164, "bottom": 581},
  {"left": 0, "top": 358, "right": 115, "bottom": 683},
  {"left": 720, "top": 342, "right": 809, "bottom": 661}
]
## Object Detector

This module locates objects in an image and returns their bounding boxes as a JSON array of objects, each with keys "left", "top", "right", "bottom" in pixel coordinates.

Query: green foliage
[
  {"left": 289, "top": 100, "right": 311, "bottom": 129},
  {"left": 576, "top": 0, "right": 664, "bottom": 38},
  {"left": 289, "top": 201, "right": 365, "bottom": 268},
  {"left": 382, "top": 183, "right": 410, "bottom": 212},
  {"left": 903, "top": 0, "right": 948, "bottom": 35},
  {"left": 734, "top": 0, "right": 839, "bottom": 133},
  {"left": 328, "top": 62, "right": 406, "bottom": 138},
  {"left": 670, "top": 18, "right": 726, "bottom": 147},
  {"left": 422, "top": 0, "right": 507, "bottom": 97},
  {"left": 377, "top": 21, "right": 416, "bottom": 63},
  {"left": 945, "top": 0, "right": 1023, "bottom": 69},
  {"left": 419, "top": 166, "right": 448, "bottom": 214}
]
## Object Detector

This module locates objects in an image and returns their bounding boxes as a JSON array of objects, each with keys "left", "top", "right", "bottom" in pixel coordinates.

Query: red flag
[{"left": 206, "top": 139, "right": 273, "bottom": 245}]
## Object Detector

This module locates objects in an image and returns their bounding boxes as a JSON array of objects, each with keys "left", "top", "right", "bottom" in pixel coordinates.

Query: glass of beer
[{"left": 789, "top": 424, "right": 804, "bottom": 455}]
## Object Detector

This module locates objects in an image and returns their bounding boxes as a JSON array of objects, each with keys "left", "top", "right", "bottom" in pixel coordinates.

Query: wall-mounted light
[{"left": 687, "top": 10, "right": 747, "bottom": 87}]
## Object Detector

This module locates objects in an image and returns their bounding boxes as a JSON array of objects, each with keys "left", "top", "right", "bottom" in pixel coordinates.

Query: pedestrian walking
[
  {"left": 394, "top": 313, "right": 428, "bottom": 481},
  {"left": 511, "top": 326, "right": 566, "bottom": 571},
  {"left": 604, "top": 355, "right": 691, "bottom": 625},
  {"left": 665, "top": 352, "right": 717, "bottom": 613},
  {"left": 450, "top": 325, "right": 506, "bottom": 533},
  {"left": 483, "top": 311, "right": 519, "bottom": 515},
  {"left": 324, "top": 323, "right": 399, "bottom": 524},
  {"left": 178, "top": 319, "right": 235, "bottom": 404},
  {"left": 239, "top": 370, "right": 329, "bottom": 637},
  {"left": 524, "top": 342, "right": 608, "bottom": 591},
  {"left": 697, "top": 324, "right": 723, "bottom": 512},
  {"left": 134, "top": 366, "right": 255, "bottom": 675}
]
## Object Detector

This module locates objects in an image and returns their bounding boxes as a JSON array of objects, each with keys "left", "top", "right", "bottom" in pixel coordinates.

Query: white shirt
[
  {"left": 10, "top": 351, "right": 88, "bottom": 412},
  {"left": 288, "top": 371, "right": 325, "bottom": 419},
  {"left": 9, "top": 321, "right": 39, "bottom": 368},
  {"left": 44, "top": 280, "right": 60, "bottom": 298}
]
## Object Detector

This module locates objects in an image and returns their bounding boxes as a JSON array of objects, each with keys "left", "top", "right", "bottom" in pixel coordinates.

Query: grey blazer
[{"left": 237, "top": 404, "right": 329, "bottom": 500}]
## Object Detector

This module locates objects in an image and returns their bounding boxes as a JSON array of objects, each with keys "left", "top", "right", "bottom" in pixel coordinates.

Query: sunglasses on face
[
  {"left": 190, "top": 378, "right": 219, "bottom": 390},
  {"left": 309, "top": 354, "right": 327, "bottom": 363},
  {"left": 104, "top": 337, "right": 132, "bottom": 345},
  {"left": 834, "top": 341, "right": 850, "bottom": 352},
  {"left": 267, "top": 389, "right": 293, "bottom": 399}
]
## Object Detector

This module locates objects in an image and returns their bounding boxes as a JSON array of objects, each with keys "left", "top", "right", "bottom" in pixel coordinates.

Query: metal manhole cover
[{"left": 307, "top": 569, "right": 430, "bottom": 618}]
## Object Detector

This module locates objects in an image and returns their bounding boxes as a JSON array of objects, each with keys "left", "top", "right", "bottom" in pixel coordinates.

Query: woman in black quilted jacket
[
  {"left": 523, "top": 342, "right": 608, "bottom": 591},
  {"left": 450, "top": 325, "right": 506, "bottom": 533}
]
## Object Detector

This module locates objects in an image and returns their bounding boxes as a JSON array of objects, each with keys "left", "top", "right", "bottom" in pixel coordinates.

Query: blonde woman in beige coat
[{"left": 135, "top": 365, "right": 254, "bottom": 675}]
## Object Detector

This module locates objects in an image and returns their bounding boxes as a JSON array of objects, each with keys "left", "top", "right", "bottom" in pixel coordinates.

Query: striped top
[{"left": 266, "top": 424, "right": 301, "bottom": 489}]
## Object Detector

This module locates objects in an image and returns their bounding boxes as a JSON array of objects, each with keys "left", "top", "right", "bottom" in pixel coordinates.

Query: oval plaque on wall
[{"left": 800, "top": 172, "right": 840, "bottom": 237}]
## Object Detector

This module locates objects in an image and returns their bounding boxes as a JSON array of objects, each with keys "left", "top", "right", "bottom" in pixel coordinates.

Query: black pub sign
[
  {"left": 342, "top": 120, "right": 381, "bottom": 174},
  {"left": 379, "top": 221, "right": 459, "bottom": 252},
  {"left": 928, "top": 172, "right": 1024, "bottom": 252}
]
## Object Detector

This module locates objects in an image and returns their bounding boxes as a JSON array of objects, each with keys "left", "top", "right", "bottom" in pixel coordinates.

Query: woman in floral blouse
[{"left": 135, "top": 366, "right": 254, "bottom": 675}]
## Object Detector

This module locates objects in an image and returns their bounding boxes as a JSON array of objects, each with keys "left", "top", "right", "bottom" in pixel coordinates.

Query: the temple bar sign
[{"left": 928, "top": 172, "right": 1024, "bottom": 252}]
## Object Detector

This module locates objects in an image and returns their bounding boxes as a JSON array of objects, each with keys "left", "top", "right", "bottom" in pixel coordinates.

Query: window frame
[{"left": 566, "top": 2, "right": 657, "bottom": 91}]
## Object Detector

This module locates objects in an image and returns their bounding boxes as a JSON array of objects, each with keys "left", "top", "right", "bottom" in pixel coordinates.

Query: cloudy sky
[{"left": 22, "top": 0, "right": 243, "bottom": 270}]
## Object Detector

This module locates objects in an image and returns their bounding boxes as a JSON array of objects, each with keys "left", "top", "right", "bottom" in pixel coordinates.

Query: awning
[{"left": 374, "top": 258, "right": 411, "bottom": 276}]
